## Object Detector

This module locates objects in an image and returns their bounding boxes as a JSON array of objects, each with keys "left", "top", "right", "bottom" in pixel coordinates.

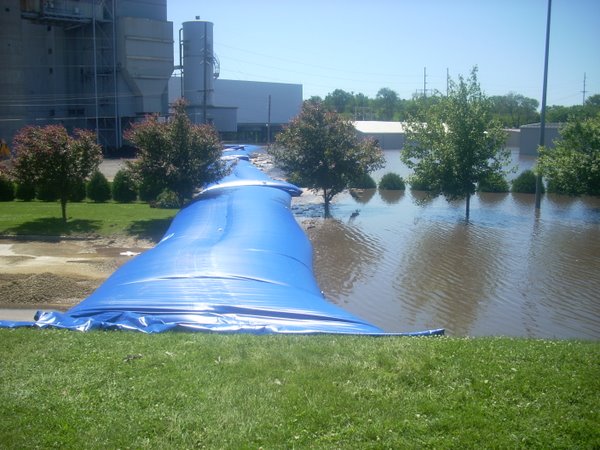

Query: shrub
[
  {"left": 511, "top": 170, "right": 544, "bottom": 194},
  {"left": 378, "top": 172, "right": 405, "bottom": 190},
  {"left": 112, "top": 169, "right": 138, "bottom": 203},
  {"left": 478, "top": 172, "right": 509, "bottom": 193},
  {"left": 0, "top": 174, "right": 15, "bottom": 201},
  {"left": 409, "top": 175, "right": 432, "bottom": 191},
  {"left": 15, "top": 182, "right": 36, "bottom": 201},
  {"left": 154, "top": 188, "right": 180, "bottom": 209},
  {"left": 546, "top": 179, "right": 567, "bottom": 195},
  {"left": 86, "top": 170, "right": 111, "bottom": 202},
  {"left": 351, "top": 173, "right": 377, "bottom": 189},
  {"left": 69, "top": 180, "right": 87, "bottom": 202},
  {"left": 139, "top": 177, "right": 166, "bottom": 203},
  {"left": 36, "top": 182, "right": 59, "bottom": 201}
]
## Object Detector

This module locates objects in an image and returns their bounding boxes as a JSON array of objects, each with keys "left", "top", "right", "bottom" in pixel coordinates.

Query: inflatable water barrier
[{"left": 0, "top": 145, "right": 443, "bottom": 336}]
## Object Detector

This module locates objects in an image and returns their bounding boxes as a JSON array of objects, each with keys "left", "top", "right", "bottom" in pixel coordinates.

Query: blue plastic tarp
[{"left": 0, "top": 145, "right": 443, "bottom": 336}]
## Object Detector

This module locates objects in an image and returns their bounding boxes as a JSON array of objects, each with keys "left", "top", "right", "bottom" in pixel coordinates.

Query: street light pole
[{"left": 536, "top": 0, "right": 552, "bottom": 210}]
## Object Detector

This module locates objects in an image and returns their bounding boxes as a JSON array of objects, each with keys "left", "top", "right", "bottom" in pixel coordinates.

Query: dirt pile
[
  {"left": 0, "top": 272, "right": 99, "bottom": 307},
  {"left": 0, "top": 237, "right": 153, "bottom": 309}
]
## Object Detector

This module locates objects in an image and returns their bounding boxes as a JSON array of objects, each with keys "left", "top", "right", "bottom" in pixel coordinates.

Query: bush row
[
  {"left": 0, "top": 169, "right": 150, "bottom": 203},
  {"left": 0, "top": 169, "right": 551, "bottom": 203},
  {"left": 349, "top": 170, "right": 548, "bottom": 194}
]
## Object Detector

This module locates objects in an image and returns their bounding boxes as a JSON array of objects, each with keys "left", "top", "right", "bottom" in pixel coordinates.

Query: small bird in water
[{"left": 349, "top": 209, "right": 360, "bottom": 221}]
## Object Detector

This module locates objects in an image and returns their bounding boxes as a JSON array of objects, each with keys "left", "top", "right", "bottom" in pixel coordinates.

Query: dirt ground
[{"left": 0, "top": 236, "right": 155, "bottom": 311}]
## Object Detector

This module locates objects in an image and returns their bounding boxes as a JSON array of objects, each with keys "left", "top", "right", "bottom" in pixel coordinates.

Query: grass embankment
[
  {"left": 1, "top": 330, "right": 598, "bottom": 448},
  {"left": 0, "top": 201, "right": 176, "bottom": 241}
]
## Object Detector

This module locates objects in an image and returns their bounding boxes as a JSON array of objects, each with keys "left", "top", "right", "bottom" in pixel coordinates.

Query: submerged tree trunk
[
  {"left": 465, "top": 193, "right": 471, "bottom": 221},
  {"left": 322, "top": 187, "right": 331, "bottom": 218}
]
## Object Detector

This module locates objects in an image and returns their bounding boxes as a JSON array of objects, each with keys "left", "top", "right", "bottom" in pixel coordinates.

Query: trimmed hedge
[
  {"left": 351, "top": 173, "right": 377, "bottom": 189},
  {"left": 87, "top": 170, "right": 111, "bottom": 202},
  {"left": 0, "top": 174, "right": 15, "bottom": 201},
  {"left": 112, "top": 169, "right": 138, "bottom": 203},
  {"left": 378, "top": 172, "right": 405, "bottom": 190},
  {"left": 15, "top": 182, "right": 35, "bottom": 201},
  {"left": 478, "top": 172, "right": 509, "bottom": 193},
  {"left": 512, "top": 170, "right": 544, "bottom": 194}
]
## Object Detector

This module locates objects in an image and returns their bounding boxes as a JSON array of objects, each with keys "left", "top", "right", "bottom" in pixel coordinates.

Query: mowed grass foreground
[
  {"left": 0, "top": 201, "right": 176, "bottom": 241},
  {"left": 1, "top": 330, "right": 598, "bottom": 448}
]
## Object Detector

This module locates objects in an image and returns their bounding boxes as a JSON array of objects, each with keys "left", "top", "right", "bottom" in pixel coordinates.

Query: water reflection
[
  {"left": 349, "top": 188, "right": 376, "bottom": 204},
  {"left": 393, "top": 220, "right": 508, "bottom": 336},
  {"left": 299, "top": 150, "right": 600, "bottom": 339},
  {"left": 379, "top": 189, "right": 404, "bottom": 205},
  {"left": 305, "top": 219, "right": 383, "bottom": 300}
]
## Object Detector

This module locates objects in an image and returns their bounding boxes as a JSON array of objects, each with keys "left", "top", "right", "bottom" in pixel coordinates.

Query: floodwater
[{"left": 295, "top": 149, "right": 600, "bottom": 339}]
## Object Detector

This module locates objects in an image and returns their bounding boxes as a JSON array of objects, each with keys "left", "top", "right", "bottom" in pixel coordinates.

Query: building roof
[{"left": 353, "top": 121, "right": 408, "bottom": 134}]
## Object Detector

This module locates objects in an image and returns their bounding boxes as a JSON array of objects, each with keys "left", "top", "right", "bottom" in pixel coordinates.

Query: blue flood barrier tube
[{"left": 0, "top": 145, "right": 443, "bottom": 336}]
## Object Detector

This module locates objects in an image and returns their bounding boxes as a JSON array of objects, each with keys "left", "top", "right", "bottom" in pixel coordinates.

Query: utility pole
[
  {"left": 267, "top": 94, "right": 272, "bottom": 144},
  {"left": 423, "top": 67, "right": 427, "bottom": 98},
  {"left": 535, "top": 0, "right": 552, "bottom": 210},
  {"left": 582, "top": 72, "right": 587, "bottom": 105},
  {"left": 446, "top": 68, "right": 450, "bottom": 96}
]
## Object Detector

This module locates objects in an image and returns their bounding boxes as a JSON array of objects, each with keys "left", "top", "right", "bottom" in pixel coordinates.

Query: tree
[
  {"left": 490, "top": 92, "right": 539, "bottom": 127},
  {"left": 538, "top": 113, "right": 600, "bottom": 196},
  {"left": 401, "top": 67, "right": 509, "bottom": 220},
  {"left": 12, "top": 124, "right": 102, "bottom": 222},
  {"left": 323, "top": 89, "right": 355, "bottom": 115},
  {"left": 125, "top": 99, "right": 227, "bottom": 206},
  {"left": 375, "top": 88, "right": 399, "bottom": 121},
  {"left": 269, "top": 102, "right": 385, "bottom": 217}
]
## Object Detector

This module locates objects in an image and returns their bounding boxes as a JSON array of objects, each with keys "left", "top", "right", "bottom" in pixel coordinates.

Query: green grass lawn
[
  {"left": 0, "top": 201, "right": 177, "bottom": 241},
  {"left": 1, "top": 330, "right": 598, "bottom": 449}
]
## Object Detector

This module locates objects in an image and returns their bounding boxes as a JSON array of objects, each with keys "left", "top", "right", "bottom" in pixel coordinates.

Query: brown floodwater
[{"left": 295, "top": 150, "right": 600, "bottom": 339}]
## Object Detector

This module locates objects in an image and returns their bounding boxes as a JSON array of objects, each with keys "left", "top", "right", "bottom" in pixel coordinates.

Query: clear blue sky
[{"left": 167, "top": 0, "right": 599, "bottom": 107}]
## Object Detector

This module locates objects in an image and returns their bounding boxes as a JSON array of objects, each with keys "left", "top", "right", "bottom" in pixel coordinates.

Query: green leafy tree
[
  {"left": 546, "top": 95, "right": 600, "bottom": 123},
  {"left": 401, "top": 67, "right": 509, "bottom": 220},
  {"left": 490, "top": 92, "right": 539, "bottom": 127},
  {"left": 323, "top": 89, "right": 355, "bottom": 115},
  {"left": 125, "top": 99, "right": 227, "bottom": 207},
  {"left": 269, "top": 102, "right": 385, "bottom": 217},
  {"left": 12, "top": 124, "right": 102, "bottom": 222},
  {"left": 538, "top": 113, "right": 600, "bottom": 195},
  {"left": 375, "top": 88, "right": 400, "bottom": 121}
]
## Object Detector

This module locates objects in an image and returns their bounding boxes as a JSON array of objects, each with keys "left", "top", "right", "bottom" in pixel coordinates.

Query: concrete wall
[
  {"left": 169, "top": 76, "right": 302, "bottom": 132},
  {"left": 213, "top": 79, "right": 302, "bottom": 125},
  {"left": 519, "top": 123, "right": 562, "bottom": 156}
]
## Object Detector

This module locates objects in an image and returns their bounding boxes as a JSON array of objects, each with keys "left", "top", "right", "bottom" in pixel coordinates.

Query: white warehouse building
[{"left": 169, "top": 76, "right": 302, "bottom": 141}]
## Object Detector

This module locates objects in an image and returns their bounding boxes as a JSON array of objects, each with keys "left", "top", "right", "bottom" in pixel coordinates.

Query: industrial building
[
  {"left": 1, "top": 3, "right": 302, "bottom": 151},
  {"left": 1, "top": 0, "right": 174, "bottom": 151},
  {"left": 169, "top": 76, "right": 303, "bottom": 142}
]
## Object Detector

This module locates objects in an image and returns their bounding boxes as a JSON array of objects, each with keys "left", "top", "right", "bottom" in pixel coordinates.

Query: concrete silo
[{"left": 181, "top": 20, "right": 218, "bottom": 124}]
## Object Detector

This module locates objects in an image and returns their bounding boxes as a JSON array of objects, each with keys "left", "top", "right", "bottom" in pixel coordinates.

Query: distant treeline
[{"left": 307, "top": 89, "right": 600, "bottom": 128}]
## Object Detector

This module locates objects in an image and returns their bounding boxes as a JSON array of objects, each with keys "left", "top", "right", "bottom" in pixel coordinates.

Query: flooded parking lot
[{"left": 297, "top": 150, "right": 600, "bottom": 339}]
